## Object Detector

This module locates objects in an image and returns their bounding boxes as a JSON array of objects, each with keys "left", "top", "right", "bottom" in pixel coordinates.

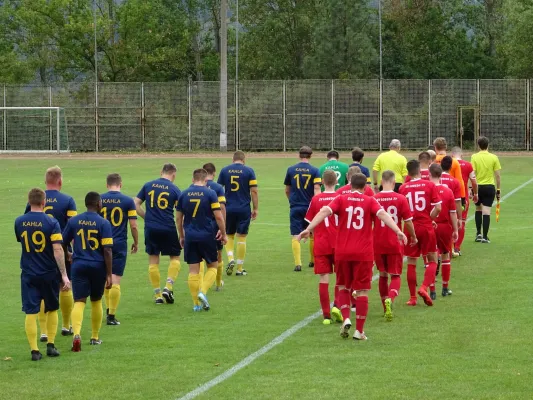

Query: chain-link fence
[{"left": 1, "top": 80, "right": 531, "bottom": 152}]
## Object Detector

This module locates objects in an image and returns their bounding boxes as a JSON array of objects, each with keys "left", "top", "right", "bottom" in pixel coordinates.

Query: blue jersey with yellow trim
[
  {"left": 206, "top": 179, "right": 226, "bottom": 233},
  {"left": 177, "top": 185, "right": 221, "bottom": 241},
  {"left": 24, "top": 189, "right": 76, "bottom": 229},
  {"left": 284, "top": 162, "right": 321, "bottom": 208},
  {"left": 136, "top": 178, "right": 181, "bottom": 231},
  {"left": 217, "top": 163, "right": 257, "bottom": 212},
  {"left": 62, "top": 211, "right": 113, "bottom": 264},
  {"left": 15, "top": 212, "right": 63, "bottom": 277},
  {"left": 100, "top": 191, "right": 137, "bottom": 246},
  {"left": 349, "top": 162, "right": 371, "bottom": 183}
]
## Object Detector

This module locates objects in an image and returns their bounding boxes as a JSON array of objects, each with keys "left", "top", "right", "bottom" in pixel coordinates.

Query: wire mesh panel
[
  {"left": 191, "top": 81, "right": 236, "bottom": 151},
  {"left": 334, "top": 80, "right": 380, "bottom": 150},
  {"left": 98, "top": 83, "right": 142, "bottom": 151},
  {"left": 144, "top": 82, "right": 189, "bottom": 151},
  {"left": 238, "top": 81, "right": 283, "bottom": 150},
  {"left": 431, "top": 80, "right": 477, "bottom": 148},
  {"left": 53, "top": 83, "right": 96, "bottom": 151},
  {"left": 480, "top": 80, "right": 527, "bottom": 150},
  {"left": 382, "top": 80, "right": 429, "bottom": 150},
  {"left": 285, "top": 80, "right": 332, "bottom": 151}
]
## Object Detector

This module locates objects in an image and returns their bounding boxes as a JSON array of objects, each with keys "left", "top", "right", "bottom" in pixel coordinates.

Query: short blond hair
[
  {"left": 45, "top": 166, "right": 62, "bottom": 184},
  {"left": 347, "top": 166, "right": 361, "bottom": 180},
  {"left": 427, "top": 149, "right": 437, "bottom": 162}
]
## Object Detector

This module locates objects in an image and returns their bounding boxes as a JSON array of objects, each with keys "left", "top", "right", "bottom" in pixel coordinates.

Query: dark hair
[
  {"left": 193, "top": 168, "right": 207, "bottom": 181},
  {"left": 28, "top": 188, "right": 46, "bottom": 206},
  {"left": 233, "top": 151, "right": 246, "bottom": 162},
  {"left": 106, "top": 173, "right": 122, "bottom": 186},
  {"left": 440, "top": 156, "right": 453, "bottom": 172},
  {"left": 478, "top": 136, "right": 489, "bottom": 150},
  {"left": 350, "top": 173, "right": 367, "bottom": 190},
  {"left": 427, "top": 145, "right": 435, "bottom": 151},
  {"left": 418, "top": 151, "right": 431, "bottom": 163},
  {"left": 429, "top": 163, "right": 443, "bottom": 179},
  {"left": 406, "top": 160, "right": 420, "bottom": 177},
  {"left": 85, "top": 192, "right": 101, "bottom": 208},
  {"left": 322, "top": 170, "right": 336, "bottom": 186},
  {"left": 351, "top": 147, "right": 364, "bottom": 162},
  {"left": 381, "top": 170, "right": 395, "bottom": 183},
  {"left": 327, "top": 150, "right": 339, "bottom": 160},
  {"left": 202, "top": 163, "right": 216, "bottom": 175},
  {"left": 299, "top": 146, "right": 313, "bottom": 159},
  {"left": 161, "top": 163, "right": 177, "bottom": 174}
]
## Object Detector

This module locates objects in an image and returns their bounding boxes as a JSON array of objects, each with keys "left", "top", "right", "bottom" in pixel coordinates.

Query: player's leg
[
  {"left": 88, "top": 267, "right": 107, "bottom": 345},
  {"left": 376, "top": 254, "right": 388, "bottom": 313},
  {"left": 481, "top": 205, "right": 493, "bottom": 243},
  {"left": 107, "top": 274, "right": 122, "bottom": 326},
  {"left": 38, "top": 300, "right": 48, "bottom": 342},
  {"left": 352, "top": 261, "right": 373, "bottom": 341},
  {"left": 162, "top": 229, "right": 182, "bottom": 303},
  {"left": 22, "top": 275, "right": 42, "bottom": 360},
  {"left": 315, "top": 255, "right": 333, "bottom": 324},
  {"left": 225, "top": 212, "right": 237, "bottom": 275},
  {"left": 474, "top": 188, "right": 484, "bottom": 241},
  {"left": 235, "top": 210, "right": 251, "bottom": 275},
  {"left": 215, "top": 247, "right": 224, "bottom": 291},
  {"left": 441, "top": 252, "right": 452, "bottom": 296},
  {"left": 197, "top": 239, "right": 220, "bottom": 310},
  {"left": 290, "top": 208, "right": 304, "bottom": 271},
  {"left": 44, "top": 274, "right": 61, "bottom": 357},
  {"left": 385, "top": 254, "right": 403, "bottom": 321},
  {"left": 456, "top": 200, "right": 469, "bottom": 254},
  {"left": 336, "top": 261, "right": 353, "bottom": 338},
  {"left": 71, "top": 264, "right": 89, "bottom": 352},
  {"left": 308, "top": 234, "right": 315, "bottom": 269},
  {"left": 418, "top": 246, "right": 438, "bottom": 307},
  {"left": 59, "top": 256, "right": 74, "bottom": 336},
  {"left": 404, "top": 226, "right": 421, "bottom": 305},
  {"left": 184, "top": 240, "right": 205, "bottom": 311}
]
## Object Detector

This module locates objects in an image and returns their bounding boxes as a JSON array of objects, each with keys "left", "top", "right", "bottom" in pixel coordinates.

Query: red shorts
[
  {"left": 335, "top": 260, "right": 373, "bottom": 291},
  {"left": 404, "top": 224, "right": 437, "bottom": 258},
  {"left": 314, "top": 254, "right": 334, "bottom": 275},
  {"left": 375, "top": 253, "right": 403, "bottom": 275},
  {"left": 436, "top": 223, "right": 453, "bottom": 254},
  {"left": 461, "top": 199, "right": 470, "bottom": 220}
]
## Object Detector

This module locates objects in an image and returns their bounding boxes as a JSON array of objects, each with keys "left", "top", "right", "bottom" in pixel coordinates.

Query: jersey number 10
[{"left": 101, "top": 207, "right": 124, "bottom": 227}]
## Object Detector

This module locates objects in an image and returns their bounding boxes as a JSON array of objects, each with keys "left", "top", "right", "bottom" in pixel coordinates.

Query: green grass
[{"left": 0, "top": 155, "right": 532, "bottom": 400}]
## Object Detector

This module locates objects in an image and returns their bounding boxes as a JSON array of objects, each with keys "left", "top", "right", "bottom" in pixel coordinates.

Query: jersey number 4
[
  {"left": 345, "top": 206, "right": 364, "bottom": 229},
  {"left": 406, "top": 191, "right": 426, "bottom": 212}
]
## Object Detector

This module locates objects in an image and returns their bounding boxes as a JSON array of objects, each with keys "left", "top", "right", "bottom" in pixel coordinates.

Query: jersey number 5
[
  {"left": 345, "top": 206, "right": 364, "bottom": 229},
  {"left": 77, "top": 229, "right": 99, "bottom": 250},
  {"left": 148, "top": 190, "right": 169, "bottom": 210},
  {"left": 20, "top": 230, "right": 46, "bottom": 253},
  {"left": 406, "top": 191, "right": 426, "bottom": 212},
  {"left": 230, "top": 176, "right": 240, "bottom": 192}
]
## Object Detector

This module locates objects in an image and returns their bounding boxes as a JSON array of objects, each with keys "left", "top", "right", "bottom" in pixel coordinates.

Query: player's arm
[
  {"left": 101, "top": 223, "right": 113, "bottom": 289},
  {"left": 285, "top": 185, "right": 291, "bottom": 201},
  {"left": 495, "top": 169, "right": 501, "bottom": 200},
  {"left": 450, "top": 210, "right": 459, "bottom": 242},
  {"left": 430, "top": 202, "right": 442, "bottom": 219},
  {"left": 299, "top": 206, "right": 331, "bottom": 241},
  {"left": 403, "top": 219, "right": 417, "bottom": 245},
  {"left": 455, "top": 198, "right": 462, "bottom": 226},
  {"left": 213, "top": 209, "right": 227, "bottom": 244},
  {"left": 377, "top": 210, "right": 407, "bottom": 245},
  {"left": 313, "top": 183, "right": 321, "bottom": 196},
  {"left": 251, "top": 186, "right": 259, "bottom": 220},
  {"left": 53, "top": 243, "right": 70, "bottom": 291},
  {"left": 129, "top": 219, "right": 139, "bottom": 254},
  {"left": 470, "top": 172, "right": 478, "bottom": 203},
  {"left": 176, "top": 210, "right": 185, "bottom": 247},
  {"left": 134, "top": 197, "right": 146, "bottom": 219}
]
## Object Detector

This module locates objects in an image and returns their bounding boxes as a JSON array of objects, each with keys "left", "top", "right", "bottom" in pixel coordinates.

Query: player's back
[
  {"left": 284, "top": 162, "right": 321, "bottom": 208},
  {"left": 373, "top": 191, "right": 412, "bottom": 255},
  {"left": 178, "top": 185, "right": 220, "bottom": 241},
  {"left": 405, "top": 169, "right": 429, "bottom": 183},
  {"left": 15, "top": 212, "right": 62, "bottom": 277},
  {"left": 137, "top": 178, "right": 181, "bottom": 231},
  {"left": 435, "top": 185, "right": 456, "bottom": 226},
  {"left": 336, "top": 184, "right": 374, "bottom": 197},
  {"left": 436, "top": 155, "right": 464, "bottom": 195},
  {"left": 320, "top": 160, "right": 348, "bottom": 189},
  {"left": 100, "top": 191, "right": 137, "bottom": 245},
  {"left": 349, "top": 162, "right": 370, "bottom": 180},
  {"left": 217, "top": 163, "right": 257, "bottom": 212},
  {"left": 305, "top": 192, "right": 338, "bottom": 256},
  {"left": 206, "top": 180, "right": 226, "bottom": 204},
  {"left": 399, "top": 179, "right": 441, "bottom": 228},
  {"left": 440, "top": 173, "right": 461, "bottom": 201},
  {"left": 25, "top": 189, "right": 76, "bottom": 229},
  {"left": 63, "top": 212, "right": 113, "bottom": 265}
]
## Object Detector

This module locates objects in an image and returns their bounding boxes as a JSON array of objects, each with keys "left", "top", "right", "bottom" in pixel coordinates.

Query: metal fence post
[
  {"left": 141, "top": 82, "right": 145, "bottom": 151},
  {"left": 476, "top": 79, "right": 481, "bottom": 139},
  {"left": 235, "top": 80, "right": 239, "bottom": 150},
  {"left": 428, "top": 80, "right": 432, "bottom": 146},
  {"left": 188, "top": 79, "right": 192, "bottom": 152},
  {"left": 379, "top": 79, "right": 383, "bottom": 151},
  {"left": 3, "top": 85, "right": 6, "bottom": 150},
  {"left": 95, "top": 81, "right": 99, "bottom": 152},
  {"left": 527, "top": 80, "right": 530, "bottom": 151},
  {"left": 49, "top": 86, "right": 53, "bottom": 151},
  {"left": 331, "top": 80, "right": 335, "bottom": 150},
  {"left": 282, "top": 80, "right": 286, "bottom": 152}
]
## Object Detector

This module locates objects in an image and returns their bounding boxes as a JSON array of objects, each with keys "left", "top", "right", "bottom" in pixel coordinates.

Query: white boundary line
[{"left": 175, "top": 273, "right": 380, "bottom": 400}]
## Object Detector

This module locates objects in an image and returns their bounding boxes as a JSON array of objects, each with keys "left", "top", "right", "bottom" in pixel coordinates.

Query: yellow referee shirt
[
  {"left": 471, "top": 150, "right": 501, "bottom": 186},
  {"left": 373, "top": 150, "right": 408, "bottom": 183}
]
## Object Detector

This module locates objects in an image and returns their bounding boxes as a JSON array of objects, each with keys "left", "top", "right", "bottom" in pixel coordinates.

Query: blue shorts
[
  {"left": 226, "top": 209, "right": 251, "bottom": 235},
  {"left": 184, "top": 239, "right": 218, "bottom": 265},
  {"left": 21, "top": 273, "right": 60, "bottom": 314},
  {"left": 290, "top": 206, "right": 309, "bottom": 236},
  {"left": 112, "top": 242, "right": 128, "bottom": 276},
  {"left": 71, "top": 262, "right": 107, "bottom": 301},
  {"left": 216, "top": 240, "right": 224, "bottom": 251},
  {"left": 145, "top": 228, "right": 181, "bottom": 257}
]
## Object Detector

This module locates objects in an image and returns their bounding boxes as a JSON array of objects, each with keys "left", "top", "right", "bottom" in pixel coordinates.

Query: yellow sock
[
  {"left": 199, "top": 261, "right": 205, "bottom": 290},
  {"left": 201, "top": 267, "right": 217, "bottom": 294},
  {"left": 148, "top": 264, "right": 161, "bottom": 297},
  {"left": 46, "top": 311, "right": 58, "bottom": 344},
  {"left": 38, "top": 300, "right": 47, "bottom": 337},
  {"left": 309, "top": 237, "right": 315, "bottom": 264},
  {"left": 165, "top": 259, "right": 181, "bottom": 290},
  {"left": 109, "top": 284, "right": 121, "bottom": 315},
  {"left": 236, "top": 236, "right": 247, "bottom": 272},
  {"left": 216, "top": 261, "right": 224, "bottom": 286},
  {"left": 188, "top": 274, "right": 200, "bottom": 306},
  {"left": 292, "top": 238, "right": 302, "bottom": 266},
  {"left": 104, "top": 288, "right": 110, "bottom": 309},
  {"left": 71, "top": 302, "right": 86, "bottom": 336},
  {"left": 225, "top": 234, "right": 235, "bottom": 262},
  {"left": 25, "top": 314, "right": 39, "bottom": 351},
  {"left": 59, "top": 290, "right": 74, "bottom": 329},
  {"left": 91, "top": 300, "right": 103, "bottom": 340}
]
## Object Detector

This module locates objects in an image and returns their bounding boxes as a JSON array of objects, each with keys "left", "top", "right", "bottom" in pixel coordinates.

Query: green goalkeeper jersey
[{"left": 319, "top": 159, "right": 349, "bottom": 190}]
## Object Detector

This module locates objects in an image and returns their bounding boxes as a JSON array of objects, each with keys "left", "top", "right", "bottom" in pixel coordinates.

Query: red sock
[
  {"left": 379, "top": 275, "right": 388, "bottom": 310},
  {"left": 339, "top": 289, "right": 351, "bottom": 320},
  {"left": 422, "top": 255, "right": 428, "bottom": 267},
  {"left": 319, "top": 283, "right": 331, "bottom": 319},
  {"left": 350, "top": 288, "right": 356, "bottom": 309},
  {"left": 429, "top": 283, "right": 436, "bottom": 292},
  {"left": 334, "top": 285, "right": 340, "bottom": 306},
  {"left": 355, "top": 296, "right": 369, "bottom": 333},
  {"left": 423, "top": 262, "right": 437, "bottom": 287},
  {"left": 407, "top": 264, "right": 417, "bottom": 298},
  {"left": 388, "top": 275, "right": 401, "bottom": 302},
  {"left": 441, "top": 261, "right": 451, "bottom": 288},
  {"left": 457, "top": 220, "right": 465, "bottom": 250}
]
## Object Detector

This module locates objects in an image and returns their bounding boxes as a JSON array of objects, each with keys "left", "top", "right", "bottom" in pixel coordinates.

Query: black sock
[
  {"left": 475, "top": 211, "right": 482, "bottom": 235},
  {"left": 483, "top": 214, "right": 490, "bottom": 239}
]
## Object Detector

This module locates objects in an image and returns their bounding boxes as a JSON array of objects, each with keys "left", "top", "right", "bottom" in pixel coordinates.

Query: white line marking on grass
[
  {"left": 176, "top": 274, "right": 380, "bottom": 400},
  {"left": 253, "top": 222, "right": 286, "bottom": 227}
]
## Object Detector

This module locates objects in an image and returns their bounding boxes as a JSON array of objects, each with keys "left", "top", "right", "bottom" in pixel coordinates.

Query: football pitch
[{"left": 0, "top": 154, "right": 532, "bottom": 400}]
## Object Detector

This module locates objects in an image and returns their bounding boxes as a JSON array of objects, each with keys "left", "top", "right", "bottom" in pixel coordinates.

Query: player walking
[
  {"left": 15, "top": 188, "right": 70, "bottom": 361},
  {"left": 135, "top": 163, "right": 182, "bottom": 304},
  {"left": 217, "top": 151, "right": 258, "bottom": 276},
  {"left": 319, "top": 150, "right": 349, "bottom": 190},
  {"left": 336, "top": 166, "right": 375, "bottom": 196},
  {"left": 405, "top": 152, "right": 431, "bottom": 183},
  {"left": 349, "top": 147, "right": 371, "bottom": 184},
  {"left": 100, "top": 173, "right": 139, "bottom": 325},
  {"left": 284, "top": 146, "right": 322, "bottom": 272}
]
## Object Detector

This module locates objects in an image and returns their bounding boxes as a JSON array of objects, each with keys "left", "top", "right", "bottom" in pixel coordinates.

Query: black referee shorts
[{"left": 476, "top": 184, "right": 496, "bottom": 207}]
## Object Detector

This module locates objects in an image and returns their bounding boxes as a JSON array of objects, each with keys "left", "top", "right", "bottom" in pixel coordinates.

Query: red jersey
[
  {"left": 305, "top": 192, "right": 338, "bottom": 256},
  {"left": 405, "top": 169, "right": 430, "bottom": 183},
  {"left": 457, "top": 159, "right": 474, "bottom": 196},
  {"left": 399, "top": 179, "right": 441, "bottom": 228},
  {"left": 327, "top": 193, "right": 383, "bottom": 262},
  {"left": 435, "top": 185, "right": 456, "bottom": 226},
  {"left": 336, "top": 184, "right": 374, "bottom": 197},
  {"left": 373, "top": 191, "right": 412, "bottom": 255},
  {"left": 440, "top": 173, "right": 462, "bottom": 201}
]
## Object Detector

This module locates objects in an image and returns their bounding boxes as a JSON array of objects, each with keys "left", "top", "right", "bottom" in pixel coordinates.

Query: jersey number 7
[{"left": 294, "top": 174, "right": 311, "bottom": 189}]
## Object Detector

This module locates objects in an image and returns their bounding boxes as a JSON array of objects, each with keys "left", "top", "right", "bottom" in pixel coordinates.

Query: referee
[
  {"left": 471, "top": 136, "right": 501, "bottom": 243},
  {"left": 372, "top": 139, "right": 408, "bottom": 192}
]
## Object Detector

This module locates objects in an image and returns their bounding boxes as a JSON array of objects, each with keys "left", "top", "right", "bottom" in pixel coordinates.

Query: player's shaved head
[
  {"left": 441, "top": 156, "right": 453, "bottom": 172},
  {"left": 322, "top": 170, "right": 337, "bottom": 187},
  {"left": 433, "top": 137, "right": 447, "bottom": 151},
  {"left": 85, "top": 191, "right": 101, "bottom": 209},
  {"left": 233, "top": 151, "right": 246, "bottom": 162},
  {"left": 350, "top": 173, "right": 367, "bottom": 190},
  {"left": 478, "top": 136, "right": 489, "bottom": 150},
  {"left": 299, "top": 146, "right": 313, "bottom": 159},
  {"left": 193, "top": 168, "right": 207, "bottom": 182},
  {"left": 45, "top": 166, "right": 62, "bottom": 185},
  {"left": 381, "top": 170, "right": 395, "bottom": 184},
  {"left": 347, "top": 165, "right": 361, "bottom": 180},
  {"left": 407, "top": 160, "right": 420, "bottom": 177},
  {"left": 106, "top": 173, "right": 122, "bottom": 187},
  {"left": 351, "top": 147, "right": 364, "bottom": 162},
  {"left": 202, "top": 163, "right": 216, "bottom": 175},
  {"left": 451, "top": 146, "right": 462, "bottom": 157},
  {"left": 429, "top": 163, "right": 443, "bottom": 179},
  {"left": 161, "top": 163, "right": 177, "bottom": 174},
  {"left": 28, "top": 188, "right": 46, "bottom": 206},
  {"left": 327, "top": 150, "right": 339, "bottom": 160},
  {"left": 418, "top": 151, "right": 431, "bottom": 164}
]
